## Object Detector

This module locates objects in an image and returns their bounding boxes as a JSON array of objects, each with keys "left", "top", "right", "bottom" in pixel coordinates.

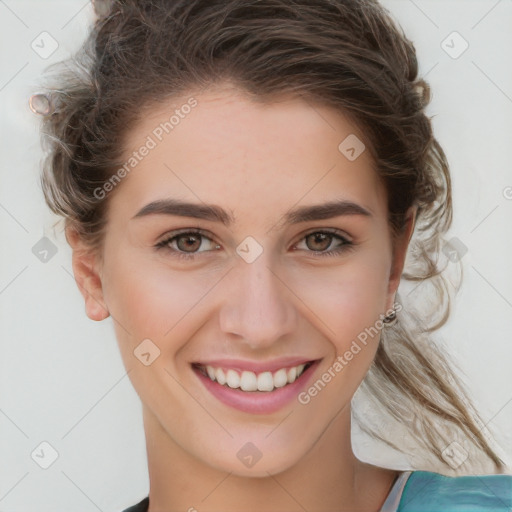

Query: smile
[
  {"left": 191, "top": 359, "right": 320, "bottom": 414},
  {"left": 195, "top": 362, "right": 312, "bottom": 392}
]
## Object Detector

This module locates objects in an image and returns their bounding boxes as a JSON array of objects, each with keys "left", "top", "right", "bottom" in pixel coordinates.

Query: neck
[{"left": 143, "top": 405, "right": 398, "bottom": 512}]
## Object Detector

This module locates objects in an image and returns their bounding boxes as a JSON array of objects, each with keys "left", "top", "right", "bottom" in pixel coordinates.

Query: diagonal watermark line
[
  {"left": 0, "top": 472, "right": 29, "bottom": 503},
  {"left": 0, "top": 0, "right": 29, "bottom": 28},
  {"left": 164, "top": 266, "right": 235, "bottom": 336},
  {"left": 0, "top": 407, "right": 29, "bottom": 438},
  {"left": 408, "top": 0, "right": 439, "bottom": 29},
  {"left": 300, "top": 93, "right": 337, "bottom": 132},
  {"left": 406, "top": 280, "right": 423, "bottom": 298},
  {"left": 473, "top": 473, "right": 512, "bottom": 510},
  {"left": 164, "top": 367, "right": 233, "bottom": 438},
  {"left": 0, "top": 62, "right": 29, "bottom": 91},
  {"left": 321, "top": 392, "right": 350, "bottom": 431},
  {"left": 472, "top": 61, "right": 512, "bottom": 105},
  {"left": 470, "top": 204, "right": 500, "bottom": 233},
  {"left": 479, "top": 394, "right": 512, "bottom": 431},
  {"left": 61, "top": 370, "right": 132, "bottom": 439},
  {"left": 460, "top": 397, "right": 512, "bottom": 505},
  {"left": 60, "top": 265, "right": 132, "bottom": 336},
  {"left": 200, "top": 471, "right": 233, "bottom": 503},
  {"left": 61, "top": 471, "right": 103, "bottom": 512},
  {"left": 265, "top": 472, "right": 310, "bottom": 511},
  {"left": 471, "top": 265, "right": 512, "bottom": 309},
  {"left": 266, "top": 266, "right": 336, "bottom": 336},
  {"left": 471, "top": 0, "right": 502, "bottom": 30},
  {"left": 264, "top": 410, "right": 294, "bottom": 438},
  {"left": 0, "top": 265, "right": 28, "bottom": 296},
  {"left": 61, "top": 0, "right": 90, "bottom": 29},
  {"left": 0, "top": 202, "right": 29, "bottom": 233},
  {"left": 422, "top": 61, "right": 439, "bottom": 78}
]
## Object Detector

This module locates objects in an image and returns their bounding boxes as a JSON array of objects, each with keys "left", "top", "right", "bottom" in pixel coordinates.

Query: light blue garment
[
  {"left": 395, "top": 470, "right": 512, "bottom": 512},
  {"left": 122, "top": 470, "right": 512, "bottom": 512}
]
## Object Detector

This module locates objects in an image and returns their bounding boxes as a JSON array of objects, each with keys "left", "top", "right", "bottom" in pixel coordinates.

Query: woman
[{"left": 33, "top": 0, "right": 511, "bottom": 510}]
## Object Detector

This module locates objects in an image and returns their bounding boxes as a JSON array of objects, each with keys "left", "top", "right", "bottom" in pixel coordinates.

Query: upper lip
[{"left": 192, "top": 357, "right": 319, "bottom": 374}]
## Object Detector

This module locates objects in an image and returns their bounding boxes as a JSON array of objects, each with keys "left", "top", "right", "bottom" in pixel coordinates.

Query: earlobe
[{"left": 66, "top": 227, "right": 110, "bottom": 322}]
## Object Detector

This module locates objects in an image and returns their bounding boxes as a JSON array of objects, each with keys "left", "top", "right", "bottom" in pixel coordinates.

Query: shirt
[{"left": 121, "top": 470, "right": 512, "bottom": 511}]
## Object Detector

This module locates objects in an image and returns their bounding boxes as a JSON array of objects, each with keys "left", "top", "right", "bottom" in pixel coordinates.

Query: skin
[{"left": 68, "top": 82, "right": 416, "bottom": 512}]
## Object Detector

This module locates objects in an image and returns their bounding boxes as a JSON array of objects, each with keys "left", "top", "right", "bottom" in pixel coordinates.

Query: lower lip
[{"left": 193, "top": 361, "right": 320, "bottom": 414}]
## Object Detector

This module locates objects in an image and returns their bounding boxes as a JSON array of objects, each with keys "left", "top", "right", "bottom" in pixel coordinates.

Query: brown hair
[{"left": 38, "top": 0, "right": 506, "bottom": 473}]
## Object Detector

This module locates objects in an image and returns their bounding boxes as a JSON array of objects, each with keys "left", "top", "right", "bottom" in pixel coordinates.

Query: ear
[
  {"left": 386, "top": 205, "right": 417, "bottom": 308},
  {"left": 66, "top": 226, "right": 110, "bottom": 321}
]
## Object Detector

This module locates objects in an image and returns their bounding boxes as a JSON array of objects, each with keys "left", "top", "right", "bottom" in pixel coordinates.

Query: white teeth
[
  {"left": 273, "top": 368, "right": 288, "bottom": 388},
  {"left": 201, "top": 362, "right": 310, "bottom": 392},
  {"left": 215, "top": 368, "right": 226, "bottom": 385},
  {"left": 206, "top": 366, "right": 216, "bottom": 380},
  {"left": 240, "top": 371, "right": 258, "bottom": 391},
  {"left": 226, "top": 369, "right": 240, "bottom": 389},
  {"left": 257, "top": 371, "right": 274, "bottom": 392},
  {"left": 287, "top": 366, "right": 297, "bottom": 383}
]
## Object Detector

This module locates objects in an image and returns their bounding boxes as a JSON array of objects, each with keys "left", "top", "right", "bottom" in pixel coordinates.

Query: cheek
[
  {"left": 293, "top": 254, "right": 391, "bottom": 344},
  {"left": 102, "top": 234, "right": 391, "bottom": 360},
  {"left": 104, "top": 255, "right": 217, "bottom": 339},
  {"left": 292, "top": 261, "right": 392, "bottom": 411}
]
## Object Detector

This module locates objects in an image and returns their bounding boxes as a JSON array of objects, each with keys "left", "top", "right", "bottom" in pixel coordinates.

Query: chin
[
  {"left": 210, "top": 454, "right": 299, "bottom": 478},
  {"left": 199, "top": 431, "right": 312, "bottom": 478}
]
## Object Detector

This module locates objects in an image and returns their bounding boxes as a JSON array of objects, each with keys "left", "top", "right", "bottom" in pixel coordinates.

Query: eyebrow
[{"left": 132, "top": 198, "right": 372, "bottom": 226}]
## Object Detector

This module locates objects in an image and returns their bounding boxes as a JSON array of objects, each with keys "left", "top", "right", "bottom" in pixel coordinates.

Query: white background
[{"left": 0, "top": 1, "right": 511, "bottom": 511}]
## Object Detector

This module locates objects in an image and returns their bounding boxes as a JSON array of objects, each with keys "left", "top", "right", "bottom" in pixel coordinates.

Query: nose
[{"left": 218, "top": 254, "right": 298, "bottom": 350}]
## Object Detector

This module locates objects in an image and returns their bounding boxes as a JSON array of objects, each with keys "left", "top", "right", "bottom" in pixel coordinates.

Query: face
[{"left": 71, "top": 83, "right": 414, "bottom": 477}]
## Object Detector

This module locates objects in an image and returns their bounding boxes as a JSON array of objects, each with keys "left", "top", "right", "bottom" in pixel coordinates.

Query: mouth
[
  {"left": 191, "top": 359, "right": 321, "bottom": 414},
  {"left": 192, "top": 361, "right": 315, "bottom": 392}
]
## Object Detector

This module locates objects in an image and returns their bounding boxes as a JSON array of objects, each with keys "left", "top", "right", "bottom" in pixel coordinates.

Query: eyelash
[{"left": 155, "top": 228, "right": 354, "bottom": 260}]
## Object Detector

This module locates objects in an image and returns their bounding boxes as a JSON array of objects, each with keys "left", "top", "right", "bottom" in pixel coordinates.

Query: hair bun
[
  {"left": 29, "top": 93, "right": 52, "bottom": 116},
  {"left": 413, "top": 79, "right": 431, "bottom": 109},
  {"left": 92, "top": 0, "right": 115, "bottom": 18}
]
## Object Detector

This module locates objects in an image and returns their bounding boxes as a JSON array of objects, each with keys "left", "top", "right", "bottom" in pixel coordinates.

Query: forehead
[{"left": 112, "top": 85, "right": 386, "bottom": 224}]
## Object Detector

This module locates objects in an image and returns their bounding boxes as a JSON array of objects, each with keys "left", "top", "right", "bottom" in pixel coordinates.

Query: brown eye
[
  {"left": 176, "top": 233, "right": 202, "bottom": 252},
  {"left": 156, "top": 229, "right": 221, "bottom": 258},
  {"left": 294, "top": 230, "right": 353, "bottom": 258},
  {"left": 305, "top": 232, "right": 334, "bottom": 252}
]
